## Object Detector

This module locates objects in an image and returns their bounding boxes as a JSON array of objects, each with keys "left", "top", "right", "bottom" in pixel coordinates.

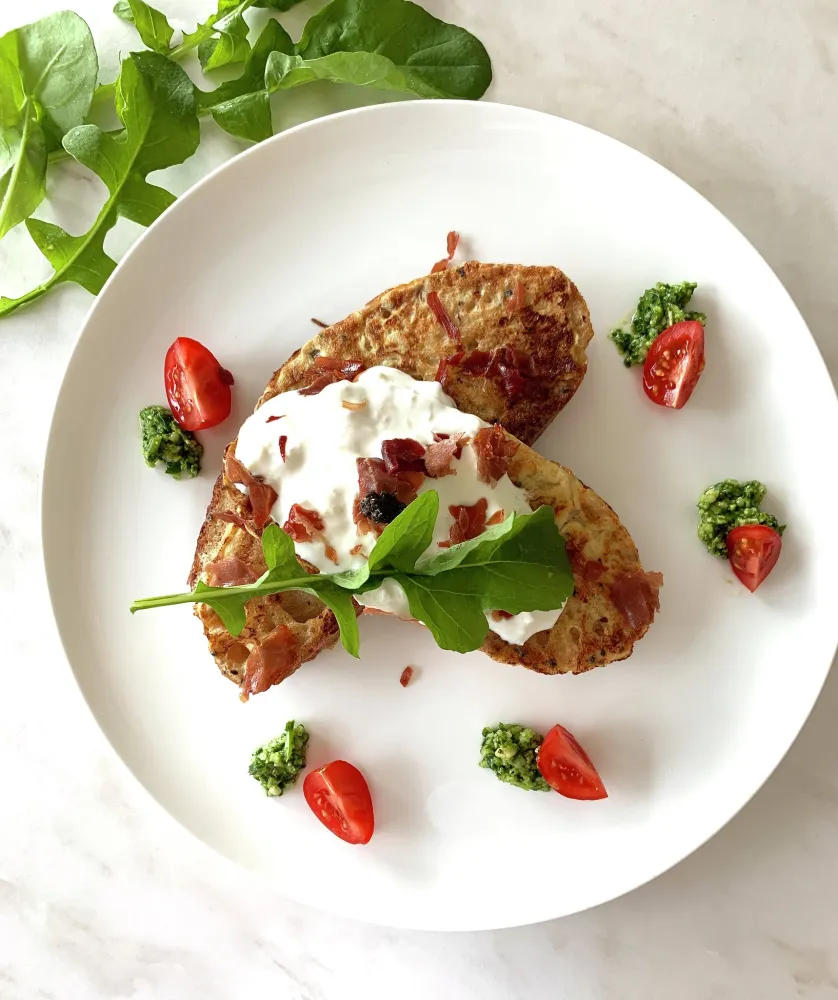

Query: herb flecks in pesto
[
  {"left": 248, "top": 721, "right": 309, "bottom": 797},
  {"left": 611, "top": 281, "right": 706, "bottom": 367},
  {"left": 479, "top": 723, "right": 551, "bottom": 791},
  {"left": 139, "top": 405, "right": 202, "bottom": 479},
  {"left": 697, "top": 479, "right": 785, "bottom": 558}
]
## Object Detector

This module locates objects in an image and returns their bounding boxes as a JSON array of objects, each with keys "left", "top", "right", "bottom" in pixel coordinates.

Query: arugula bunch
[
  {"left": 0, "top": 0, "right": 491, "bottom": 317},
  {"left": 131, "top": 492, "right": 574, "bottom": 656}
]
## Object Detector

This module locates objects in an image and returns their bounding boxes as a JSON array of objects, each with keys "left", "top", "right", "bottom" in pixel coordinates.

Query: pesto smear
[
  {"left": 248, "top": 721, "right": 309, "bottom": 796},
  {"left": 479, "top": 723, "right": 550, "bottom": 791},
  {"left": 697, "top": 479, "right": 785, "bottom": 558},
  {"left": 139, "top": 405, "right": 202, "bottom": 479},
  {"left": 611, "top": 281, "right": 706, "bottom": 367}
]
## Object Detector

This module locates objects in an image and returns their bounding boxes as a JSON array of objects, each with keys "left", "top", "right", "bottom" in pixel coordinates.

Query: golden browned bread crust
[
  {"left": 481, "top": 438, "right": 657, "bottom": 674},
  {"left": 260, "top": 261, "right": 593, "bottom": 446}
]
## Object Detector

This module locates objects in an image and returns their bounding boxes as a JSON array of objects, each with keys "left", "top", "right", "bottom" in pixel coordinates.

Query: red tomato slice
[
  {"left": 164, "top": 337, "right": 234, "bottom": 431},
  {"left": 537, "top": 724, "right": 608, "bottom": 800},
  {"left": 726, "top": 524, "right": 782, "bottom": 593},
  {"left": 303, "top": 760, "right": 374, "bottom": 845},
  {"left": 642, "top": 320, "right": 705, "bottom": 409}
]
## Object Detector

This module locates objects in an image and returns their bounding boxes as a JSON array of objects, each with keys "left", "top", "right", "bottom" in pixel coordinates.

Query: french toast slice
[{"left": 189, "top": 264, "right": 659, "bottom": 697}]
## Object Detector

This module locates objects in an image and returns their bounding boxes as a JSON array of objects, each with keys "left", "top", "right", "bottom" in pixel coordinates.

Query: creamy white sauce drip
[{"left": 234, "top": 366, "right": 565, "bottom": 644}]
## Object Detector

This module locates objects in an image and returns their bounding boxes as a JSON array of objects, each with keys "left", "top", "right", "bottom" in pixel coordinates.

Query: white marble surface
[{"left": 1, "top": 0, "right": 837, "bottom": 996}]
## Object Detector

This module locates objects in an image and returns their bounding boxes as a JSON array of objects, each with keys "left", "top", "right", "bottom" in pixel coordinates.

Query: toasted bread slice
[
  {"left": 261, "top": 261, "right": 593, "bottom": 446},
  {"left": 191, "top": 439, "right": 660, "bottom": 697},
  {"left": 190, "top": 264, "right": 660, "bottom": 695}
]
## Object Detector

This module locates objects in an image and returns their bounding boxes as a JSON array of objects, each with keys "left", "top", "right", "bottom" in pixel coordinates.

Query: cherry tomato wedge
[
  {"left": 164, "top": 337, "right": 234, "bottom": 432},
  {"left": 642, "top": 320, "right": 705, "bottom": 410},
  {"left": 726, "top": 524, "right": 782, "bottom": 593},
  {"left": 303, "top": 760, "right": 374, "bottom": 845},
  {"left": 537, "top": 724, "right": 607, "bottom": 800}
]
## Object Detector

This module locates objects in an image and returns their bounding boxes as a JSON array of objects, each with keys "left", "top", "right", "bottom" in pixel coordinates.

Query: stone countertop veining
[{"left": 1, "top": 1, "right": 837, "bottom": 997}]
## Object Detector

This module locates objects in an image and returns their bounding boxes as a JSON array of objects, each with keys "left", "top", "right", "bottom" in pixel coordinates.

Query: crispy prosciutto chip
[
  {"left": 224, "top": 450, "right": 278, "bottom": 530},
  {"left": 486, "top": 508, "right": 505, "bottom": 526},
  {"left": 399, "top": 665, "right": 415, "bottom": 687},
  {"left": 435, "top": 344, "right": 538, "bottom": 402},
  {"left": 357, "top": 457, "right": 423, "bottom": 507},
  {"left": 424, "top": 434, "right": 467, "bottom": 478},
  {"left": 298, "top": 357, "right": 365, "bottom": 396},
  {"left": 278, "top": 435, "right": 288, "bottom": 462},
  {"left": 610, "top": 570, "right": 663, "bottom": 629},
  {"left": 447, "top": 497, "right": 489, "bottom": 545},
  {"left": 473, "top": 424, "right": 518, "bottom": 486},
  {"left": 507, "top": 280, "right": 526, "bottom": 312},
  {"left": 212, "top": 510, "right": 249, "bottom": 530},
  {"left": 430, "top": 230, "right": 460, "bottom": 273},
  {"left": 381, "top": 438, "right": 426, "bottom": 474},
  {"left": 241, "top": 624, "right": 300, "bottom": 700},
  {"left": 205, "top": 557, "right": 259, "bottom": 588},
  {"left": 427, "top": 290, "right": 461, "bottom": 344},
  {"left": 283, "top": 503, "right": 338, "bottom": 563},
  {"left": 435, "top": 350, "right": 464, "bottom": 391}
]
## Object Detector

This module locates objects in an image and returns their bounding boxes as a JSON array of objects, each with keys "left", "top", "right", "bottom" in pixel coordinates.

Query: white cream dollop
[{"left": 233, "top": 366, "right": 565, "bottom": 643}]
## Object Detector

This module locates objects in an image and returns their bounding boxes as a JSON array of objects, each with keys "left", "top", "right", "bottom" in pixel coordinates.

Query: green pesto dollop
[
  {"left": 248, "top": 721, "right": 309, "bottom": 797},
  {"left": 479, "top": 723, "right": 551, "bottom": 791},
  {"left": 610, "top": 281, "right": 706, "bottom": 367},
  {"left": 697, "top": 479, "right": 785, "bottom": 558},
  {"left": 139, "top": 405, "right": 202, "bottom": 480}
]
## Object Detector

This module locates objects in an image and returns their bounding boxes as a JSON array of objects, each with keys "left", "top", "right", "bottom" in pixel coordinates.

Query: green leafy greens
[
  {"left": 610, "top": 281, "right": 706, "bottom": 367},
  {"left": 131, "top": 491, "right": 575, "bottom": 658},
  {"left": 697, "top": 479, "right": 785, "bottom": 558},
  {"left": 114, "top": 0, "right": 176, "bottom": 55},
  {"left": 0, "top": 11, "right": 98, "bottom": 239},
  {"left": 0, "top": 52, "right": 199, "bottom": 317},
  {"left": 479, "top": 723, "right": 550, "bottom": 792},
  {"left": 0, "top": 0, "right": 491, "bottom": 318}
]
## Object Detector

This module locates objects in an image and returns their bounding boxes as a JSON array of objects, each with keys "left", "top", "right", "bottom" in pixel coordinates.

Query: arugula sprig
[
  {"left": 0, "top": 0, "right": 491, "bottom": 319},
  {"left": 0, "top": 52, "right": 199, "bottom": 318},
  {"left": 0, "top": 11, "right": 98, "bottom": 240},
  {"left": 130, "top": 492, "right": 574, "bottom": 656}
]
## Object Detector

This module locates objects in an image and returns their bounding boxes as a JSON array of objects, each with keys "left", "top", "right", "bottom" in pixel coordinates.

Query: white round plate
[{"left": 43, "top": 101, "right": 838, "bottom": 930}]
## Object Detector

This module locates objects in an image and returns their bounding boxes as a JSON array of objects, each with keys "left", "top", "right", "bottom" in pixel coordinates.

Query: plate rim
[{"left": 40, "top": 98, "right": 838, "bottom": 930}]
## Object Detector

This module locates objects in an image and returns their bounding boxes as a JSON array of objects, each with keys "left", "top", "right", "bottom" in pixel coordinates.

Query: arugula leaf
[
  {"left": 199, "top": 19, "right": 293, "bottom": 142},
  {"left": 0, "top": 113, "right": 46, "bottom": 240},
  {"left": 421, "top": 504, "right": 574, "bottom": 613},
  {"left": 306, "top": 580, "right": 360, "bottom": 657},
  {"left": 114, "top": 0, "right": 175, "bottom": 55},
  {"left": 131, "top": 495, "right": 572, "bottom": 658},
  {"left": 290, "top": 0, "right": 492, "bottom": 99},
  {"left": 367, "top": 489, "right": 438, "bottom": 574},
  {"left": 253, "top": 0, "right": 306, "bottom": 9},
  {"left": 394, "top": 574, "right": 489, "bottom": 652},
  {"left": 172, "top": 0, "right": 259, "bottom": 72},
  {"left": 330, "top": 491, "right": 438, "bottom": 590},
  {"left": 0, "top": 52, "right": 199, "bottom": 318},
  {"left": 204, "top": 0, "right": 492, "bottom": 142},
  {"left": 0, "top": 12, "right": 98, "bottom": 238}
]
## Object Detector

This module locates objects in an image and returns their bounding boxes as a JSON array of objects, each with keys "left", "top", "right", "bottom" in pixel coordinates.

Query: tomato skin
[
  {"left": 537, "top": 724, "right": 608, "bottom": 800},
  {"left": 726, "top": 524, "right": 782, "bottom": 592},
  {"left": 642, "top": 320, "right": 705, "bottom": 410},
  {"left": 164, "top": 337, "right": 233, "bottom": 432},
  {"left": 303, "top": 760, "right": 375, "bottom": 845}
]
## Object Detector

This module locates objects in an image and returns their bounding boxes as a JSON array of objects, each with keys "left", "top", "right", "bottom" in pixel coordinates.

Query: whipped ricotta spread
[{"left": 234, "top": 366, "right": 566, "bottom": 644}]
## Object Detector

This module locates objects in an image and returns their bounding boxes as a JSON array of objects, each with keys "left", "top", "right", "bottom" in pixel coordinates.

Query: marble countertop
[{"left": 2, "top": 1, "right": 837, "bottom": 997}]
